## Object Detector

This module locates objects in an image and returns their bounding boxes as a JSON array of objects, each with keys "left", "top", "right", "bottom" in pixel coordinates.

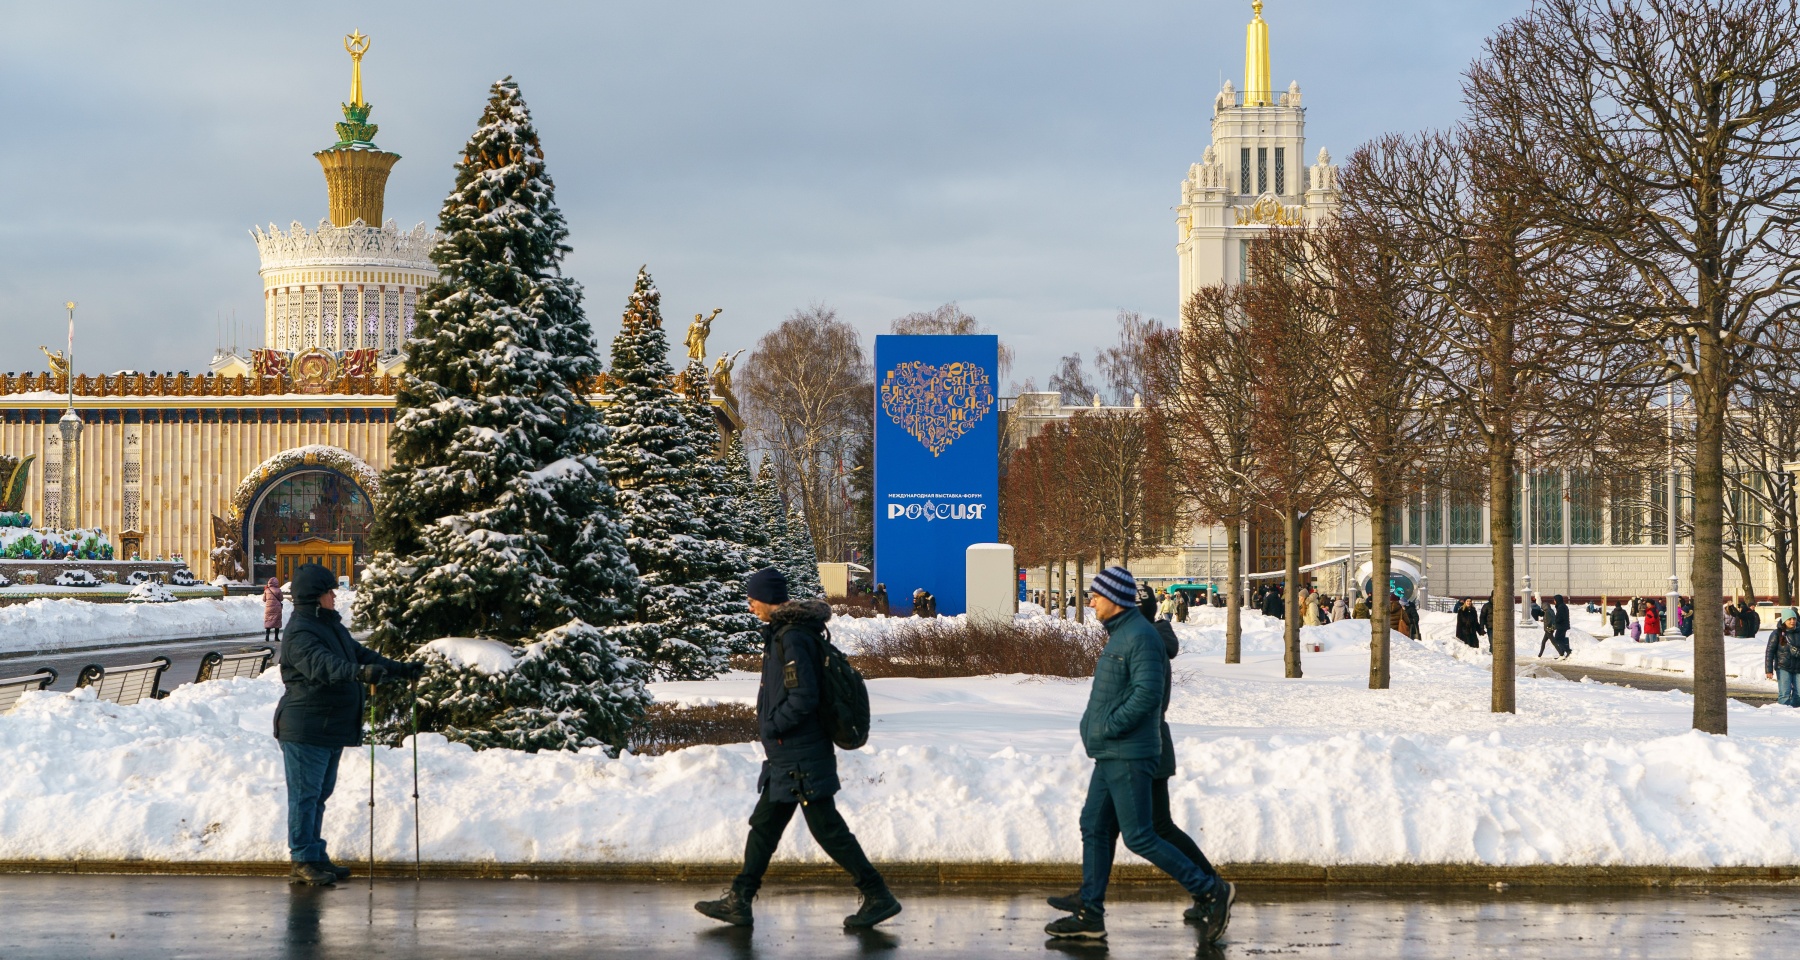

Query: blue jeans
[
  {"left": 281, "top": 741, "right": 343, "bottom": 863},
  {"left": 1078, "top": 758, "right": 1222, "bottom": 911},
  {"left": 1778, "top": 670, "right": 1800, "bottom": 708}
]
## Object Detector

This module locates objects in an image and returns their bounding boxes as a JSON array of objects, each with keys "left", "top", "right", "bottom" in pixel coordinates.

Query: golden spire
[
  {"left": 1244, "top": 1, "right": 1272, "bottom": 107},
  {"left": 345, "top": 31, "right": 370, "bottom": 108}
]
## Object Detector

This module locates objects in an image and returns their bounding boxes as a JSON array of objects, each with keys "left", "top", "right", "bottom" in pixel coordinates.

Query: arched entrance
[{"left": 230, "top": 447, "right": 380, "bottom": 585}]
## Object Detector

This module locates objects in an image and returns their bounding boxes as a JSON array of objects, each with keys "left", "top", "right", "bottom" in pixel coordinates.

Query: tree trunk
[
  {"left": 1059, "top": 559, "right": 1069, "bottom": 619},
  {"left": 1283, "top": 507, "right": 1302, "bottom": 679},
  {"left": 1488, "top": 447, "right": 1517, "bottom": 714},
  {"left": 1075, "top": 557, "right": 1086, "bottom": 624},
  {"left": 1692, "top": 364, "right": 1728, "bottom": 735},
  {"left": 1226, "top": 522, "right": 1243, "bottom": 664},
  {"left": 1044, "top": 561, "right": 1055, "bottom": 618},
  {"left": 1369, "top": 498, "right": 1392, "bottom": 689}
]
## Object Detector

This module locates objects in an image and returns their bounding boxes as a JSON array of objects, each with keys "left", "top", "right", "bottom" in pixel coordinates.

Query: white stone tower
[
  {"left": 249, "top": 32, "right": 438, "bottom": 363},
  {"left": 1175, "top": 1, "right": 1338, "bottom": 302}
]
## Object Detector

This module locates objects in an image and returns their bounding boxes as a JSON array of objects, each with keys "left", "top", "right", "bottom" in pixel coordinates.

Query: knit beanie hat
[
  {"left": 290, "top": 563, "right": 338, "bottom": 604},
  {"left": 746, "top": 566, "right": 789, "bottom": 605},
  {"left": 1091, "top": 566, "right": 1137, "bottom": 608}
]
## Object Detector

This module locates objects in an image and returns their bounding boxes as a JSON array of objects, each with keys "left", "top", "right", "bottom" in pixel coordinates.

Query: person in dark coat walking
[
  {"left": 262, "top": 577, "right": 284, "bottom": 643},
  {"left": 275, "top": 563, "right": 420, "bottom": 886},
  {"left": 1480, "top": 596, "right": 1494, "bottom": 637},
  {"left": 1260, "top": 586, "right": 1284, "bottom": 619},
  {"left": 871, "top": 583, "right": 889, "bottom": 617},
  {"left": 1046, "top": 566, "right": 1231, "bottom": 944},
  {"left": 696, "top": 567, "right": 900, "bottom": 930},
  {"left": 1609, "top": 603, "right": 1629, "bottom": 636},
  {"left": 1737, "top": 602, "right": 1761, "bottom": 639},
  {"left": 1764, "top": 608, "right": 1800, "bottom": 707},
  {"left": 1454, "top": 599, "right": 1484, "bottom": 649}
]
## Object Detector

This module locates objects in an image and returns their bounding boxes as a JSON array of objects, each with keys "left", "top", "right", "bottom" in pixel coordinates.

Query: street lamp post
[
  {"left": 1667, "top": 383, "right": 1681, "bottom": 623},
  {"left": 1520, "top": 454, "right": 1535, "bottom": 627}
]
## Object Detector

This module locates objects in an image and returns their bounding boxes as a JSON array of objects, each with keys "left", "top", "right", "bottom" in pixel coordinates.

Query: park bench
[
  {"left": 76, "top": 657, "right": 171, "bottom": 705},
  {"left": 195, "top": 647, "right": 275, "bottom": 683},
  {"left": 0, "top": 668, "right": 57, "bottom": 714}
]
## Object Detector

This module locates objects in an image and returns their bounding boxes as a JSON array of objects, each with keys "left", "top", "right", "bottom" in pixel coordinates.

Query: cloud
[{"left": 0, "top": 0, "right": 1526, "bottom": 382}]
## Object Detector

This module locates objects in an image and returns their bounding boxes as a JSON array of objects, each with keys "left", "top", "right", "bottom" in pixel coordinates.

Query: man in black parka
[
  {"left": 696, "top": 567, "right": 901, "bottom": 929},
  {"left": 275, "top": 562, "right": 420, "bottom": 886}
]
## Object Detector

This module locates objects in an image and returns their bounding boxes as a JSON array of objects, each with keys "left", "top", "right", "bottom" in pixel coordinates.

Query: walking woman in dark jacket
[
  {"left": 1454, "top": 599, "right": 1484, "bottom": 649},
  {"left": 1609, "top": 603, "right": 1629, "bottom": 636},
  {"left": 275, "top": 563, "right": 420, "bottom": 886}
]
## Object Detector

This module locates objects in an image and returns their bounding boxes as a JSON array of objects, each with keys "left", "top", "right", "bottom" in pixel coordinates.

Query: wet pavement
[
  {"left": 1534, "top": 659, "right": 1779, "bottom": 707},
  {"left": 1, "top": 875, "right": 1794, "bottom": 959}
]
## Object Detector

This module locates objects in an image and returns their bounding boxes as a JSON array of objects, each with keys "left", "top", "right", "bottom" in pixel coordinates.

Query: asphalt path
[
  {"left": 1, "top": 876, "right": 1794, "bottom": 959},
  {"left": 0, "top": 633, "right": 274, "bottom": 692},
  {"left": 1530, "top": 658, "right": 1780, "bottom": 707}
]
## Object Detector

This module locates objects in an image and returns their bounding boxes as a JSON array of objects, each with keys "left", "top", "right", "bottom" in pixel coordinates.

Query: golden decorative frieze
[{"left": 1233, "top": 194, "right": 1304, "bottom": 227}]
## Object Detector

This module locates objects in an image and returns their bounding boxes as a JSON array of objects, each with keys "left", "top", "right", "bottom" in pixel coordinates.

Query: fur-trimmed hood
[{"left": 769, "top": 598, "right": 832, "bottom": 627}]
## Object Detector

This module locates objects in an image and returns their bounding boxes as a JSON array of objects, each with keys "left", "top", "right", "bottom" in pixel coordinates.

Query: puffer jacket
[
  {"left": 756, "top": 599, "right": 839, "bottom": 802},
  {"left": 262, "top": 579, "right": 283, "bottom": 629},
  {"left": 274, "top": 603, "right": 408, "bottom": 747},
  {"left": 1766, "top": 625, "right": 1800, "bottom": 675},
  {"left": 1080, "top": 607, "right": 1167, "bottom": 761}
]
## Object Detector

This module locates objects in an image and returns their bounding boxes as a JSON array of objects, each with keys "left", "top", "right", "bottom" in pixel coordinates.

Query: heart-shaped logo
[{"left": 880, "top": 360, "right": 995, "bottom": 457}]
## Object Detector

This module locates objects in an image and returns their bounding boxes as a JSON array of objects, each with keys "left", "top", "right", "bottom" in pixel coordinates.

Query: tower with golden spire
[
  {"left": 244, "top": 32, "right": 440, "bottom": 367},
  {"left": 1174, "top": 0, "right": 1337, "bottom": 299}
]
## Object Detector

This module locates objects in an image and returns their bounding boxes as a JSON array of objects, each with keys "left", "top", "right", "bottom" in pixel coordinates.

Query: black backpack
[{"left": 781, "top": 626, "right": 871, "bottom": 750}]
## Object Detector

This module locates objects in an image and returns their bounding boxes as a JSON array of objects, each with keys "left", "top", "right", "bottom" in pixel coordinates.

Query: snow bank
[
  {"left": 0, "top": 595, "right": 263, "bottom": 656},
  {"left": 5, "top": 611, "right": 1800, "bottom": 867}
]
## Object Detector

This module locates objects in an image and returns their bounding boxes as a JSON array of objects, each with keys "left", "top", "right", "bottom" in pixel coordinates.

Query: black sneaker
[
  {"left": 1045, "top": 892, "right": 1082, "bottom": 913},
  {"left": 1183, "top": 882, "right": 1235, "bottom": 944},
  {"left": 844, "top": 888, "right": 903, "bottom": 928},
  {"left": 289, "top": 862, "right": 338, "bottom": 886},
  {"left": 319, "top": 859, "right": 353, "bottom": 881},
  {"left": 1044, "top": 906, "right": 1106, "bottom": 940},
  {"left": 695, "top": 888, "right": 754, "bottom": 927}
]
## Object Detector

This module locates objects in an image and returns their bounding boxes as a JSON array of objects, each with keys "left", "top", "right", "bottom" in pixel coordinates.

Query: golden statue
[
  {"left": 38, "top": 346, "right": 69, "bottom": 380},
  {"left": 710, "top": 349, "right": 743, "bottom": 396},
  {"left": 345, "top": 30, "right": 371, "bottom": 107},
  {"left": 685, "top": 308, "right": 721, "bottom": 363}
]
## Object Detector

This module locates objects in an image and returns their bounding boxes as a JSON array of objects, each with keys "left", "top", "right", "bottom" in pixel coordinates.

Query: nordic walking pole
[
  {"left": 411, "top": 674, "right": 421, "bottom": 881},
  {"left": 368, "top": 682, "right": 377, "bottom": 891}
]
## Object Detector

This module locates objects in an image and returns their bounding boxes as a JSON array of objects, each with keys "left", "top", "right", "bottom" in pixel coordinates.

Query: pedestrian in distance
[
  {"left": 1353, "top": 594, "right": 1370, "bottom": 620},
  {"left": 1679, "top": 597, "right": 1695, "bottom": 637},
  {"left": 1332, "top": 594, "right": 1348, "bottom": 623},
  {"left": 275, "top": 562, "right": 423, "bottom": 886},
  {"left": 1260, "top": 586, "right": 1284, "bottom": 619},
  {"left": 1765, "top": 607, "right": 1800, "bottom": 708},
  {"left": 1046, "top": 566, "right": 1233, "bottom": 945},
  {"left": 1610, "top": 602, "right": 1629, "bottom": 637},
  {"left": 871, "top": 583, "right": 889, "bottom": 617},
  {"left": 1480, "top": 595, "right": 1495, "bottom": 640},
  {"left": 1387, "top": 594, "right": 1411, "bottom": 639},
  {"left": 263, "top": 577, "right": 284, "bottom": 644},
  {"left": 1550, "top": 595, "right": 1572, "bottom": 658},
  {"left": 1176, "top": 591, "right": 1190, "bottom": 624},
  {"left": 1737, "top": 601, "right": 1761, "bottom": 639},
  {"left": 1454, "top": 599, "right": 1484, "bottom": 649},
  {"left": 1641, "top": 601, "right": 1662, "bottom": 643},
  {"left": 696, "top": 567, "right": 901, "bottom": 930},
  {"left": 1723, "top": 603, "right": 1740, "bottom": 639}
]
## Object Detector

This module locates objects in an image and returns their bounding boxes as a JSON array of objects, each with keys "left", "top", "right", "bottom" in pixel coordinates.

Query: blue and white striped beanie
[{"left": 1091, "top": 566, "right": 1137, "bottom": 608}]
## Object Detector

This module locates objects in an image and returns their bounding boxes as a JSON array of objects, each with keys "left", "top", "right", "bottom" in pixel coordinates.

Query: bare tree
[
  {"left": 1254, "top": 220, "right": 1449, "bottom": 689},
  {"left": 1145, "top": 287, "right": 1260, "bottom": 662},
  {"left": 890, "top": 302, "right": 1015, "bottom": 382},
  {"left": 1242, "top": 242, "right": 1349, "bottom": 679},
  {"left": 1063, "top": 410, "right": 1177, "bottom": 570},
  {"left": 1466, "top": 0, "right": 1800, "bottom": 733},
  {"left": 1049, "top": 353, "right": 1101, "bottom": 407},
  {"left": 739, "top": 305, "right": 872, "bottom": 564},
  {"left": 1096, "top": 311, "right": 1170, "bottom": 406}
]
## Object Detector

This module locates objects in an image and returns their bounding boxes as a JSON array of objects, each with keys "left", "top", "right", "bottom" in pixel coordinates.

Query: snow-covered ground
[
  {"left": 2, "top": 607, "right": 1798, "bottom": 867},
  {"left": 0, "top": 595, "right": 263, "bottom": 657}
]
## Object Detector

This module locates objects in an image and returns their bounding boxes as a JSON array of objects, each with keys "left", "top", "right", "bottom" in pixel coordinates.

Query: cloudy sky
[{"left": 0, "top": 0, "right": 1529, "bottom": 388}]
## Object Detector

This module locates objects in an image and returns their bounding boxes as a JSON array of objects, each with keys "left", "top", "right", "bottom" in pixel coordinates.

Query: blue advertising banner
[{"left": 873, "top": 334, "right": 1000, "bottom": 616}]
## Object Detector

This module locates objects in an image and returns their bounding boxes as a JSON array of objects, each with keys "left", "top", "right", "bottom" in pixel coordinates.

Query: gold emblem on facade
[{"left": 1234, "top": 194, "right": 1303, "bottom": 227}]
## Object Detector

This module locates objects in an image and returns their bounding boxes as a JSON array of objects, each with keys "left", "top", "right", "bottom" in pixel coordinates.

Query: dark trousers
[
  {"left": 1151, "top": 776, "right": 1216, "bottom": 877},
  {"left": 733, "top": 792, "right": 883, "bottom": 897},
  {"left": 264, "top": 627, "right": 279, "bottom": 643},
  {"left": 1078, "top": 758, "right": 1221, "bottom": 911},
  {"left": 280, "top": 741, "right": 343, "bottom": 863}
]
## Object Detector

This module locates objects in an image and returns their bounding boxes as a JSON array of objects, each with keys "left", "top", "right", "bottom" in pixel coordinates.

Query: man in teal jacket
[{"left": 1046, "top": 565, "right": 1233, "bottom": 944}]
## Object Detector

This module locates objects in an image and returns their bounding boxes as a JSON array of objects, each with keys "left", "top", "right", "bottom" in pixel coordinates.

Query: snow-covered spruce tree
[
  {"left": 358, "top": 78, "right": 649, "bottom": 752},
  {"left": 747, "top": 463, "right": 822, "bottom": 599},
  {"left": 601, "top": 269, "right": 751, "bottom": 679},
  {"left": 681, "top": 369, "right": 765, "bottom": 655}
]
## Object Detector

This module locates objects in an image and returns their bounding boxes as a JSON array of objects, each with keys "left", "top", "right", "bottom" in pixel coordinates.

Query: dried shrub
[
  {"left": 628, "top": 702, "right": 759, "bottom": 755},
  {"left": 853, "top": 618, "right": 1107, "bottom": 679},
  {"left": 726, "top": 654, "right": 763, "bottom": 673}
]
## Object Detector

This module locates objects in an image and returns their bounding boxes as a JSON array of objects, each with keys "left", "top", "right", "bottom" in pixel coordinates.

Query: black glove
[
  {"left": 399, "top": 661, "right": 427, "bottom": 681},
  {"left": 356, "top": 663, "right": 387, "bottom": 685}
]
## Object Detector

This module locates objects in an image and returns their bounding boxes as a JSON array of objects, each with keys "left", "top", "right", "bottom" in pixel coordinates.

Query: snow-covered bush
[
  {"left": 125, "top": 581, "right": 178, "bottom": 603},
  {"left": 0, "top": 511, "right": 30, "bottom": 527},
  {"left": 169, "top": 566, "right": 202, "bottom": 587},
  {"left": 53, "top": 569, "right": 102, "bottom": 588},
  {"left": 0, "top": 570, "right": 11, "bottom": 588},
  {"left": 125, "top": 570, "right": 153, "bottom": 585}
]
